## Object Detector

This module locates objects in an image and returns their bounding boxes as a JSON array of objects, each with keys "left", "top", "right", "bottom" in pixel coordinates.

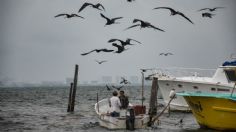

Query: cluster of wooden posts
[{"left": 67, "top": 64, "right": 79, "bottom": 112}]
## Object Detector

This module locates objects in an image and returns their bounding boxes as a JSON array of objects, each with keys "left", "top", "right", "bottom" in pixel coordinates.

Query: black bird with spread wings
[
  {"left": 108, "top": 38, "right": 141, "bottom": 46},
  {"left": 198, "top": 7, "right": 225, "bottom": 12},
  {"left": 54, "top": 13, "right": 84, "bottom": 19},
  {"left": 112, "top": 85, "right": 124, "bottom": 91},
  {"left": 78, "top": 2, "right": 105, "bottom": 13},
  {"left": 201, "top": 12, "right": 215, "bottom": 18},
  {"left": 95, "top": 60, "right": 107, "bottom": 64},
  {"left": 153, "top": 7, "right": 194, "bottom": 24},
  {"left": 100, "top": 13, "right": 123, "bottom": 26},
  {"left": 106, "top": 85, "right": 112, "bottom": 91},
  {"left": 111, "top": 43, "right": 127, "bottom": 53},
  {"left": 81, "top": 48, "right": 114, "bottom": 56},
  {"left": 120, "top": 77, "right": 131, "bottom": 84},
  {"left": 125, "top": 19, "right": 165, "bottom": 32},
  {"left": 159, "top": 52, "right": 173, "bottom": 56}
]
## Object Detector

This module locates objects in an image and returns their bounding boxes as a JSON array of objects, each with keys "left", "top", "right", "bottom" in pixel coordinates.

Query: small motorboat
[{"left": 94, "top": 98, "right": 150, "bottom": 130}]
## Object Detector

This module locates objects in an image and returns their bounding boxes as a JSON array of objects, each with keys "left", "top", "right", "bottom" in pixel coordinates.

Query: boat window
[
  {"left": 217, "top": 88, "right": 230, "bottom": 92},
  {"left": 177, "top": 84, "right": 183, "bottom": 88},
  {"left": 224, "top": 69, "right": 236, "bottom": 82},
  {"left": 193, "top": 86, "right": 198, "bottom": 89},
  {"left": 211, "top": 88, "right": 216, "bottom": 91}
]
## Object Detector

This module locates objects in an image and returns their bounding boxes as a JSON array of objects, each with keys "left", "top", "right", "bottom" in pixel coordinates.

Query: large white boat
[{"left": 155, "top": 60, "right": 236, "bottom": 111}]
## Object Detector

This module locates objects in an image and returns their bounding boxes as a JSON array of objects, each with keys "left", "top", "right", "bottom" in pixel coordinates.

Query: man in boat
[
  {"left": 119, "top": 90, "right": 129, "bottom": 109},
  {"left": 109, "top": 91, "right": 121, "bottom": 117}
]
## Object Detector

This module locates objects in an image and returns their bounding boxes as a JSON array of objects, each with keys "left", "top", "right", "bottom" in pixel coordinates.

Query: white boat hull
[
  {"left": 95, "top": 98, "right": 150, "bottom": 129},
  {"left": 158, "top": 78, "right": 234, "bottom": 111}
]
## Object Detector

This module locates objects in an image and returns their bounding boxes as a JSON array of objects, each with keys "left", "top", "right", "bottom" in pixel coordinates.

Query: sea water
[{"left": 0, "top": 86, "right": 214, "bottom": 132}]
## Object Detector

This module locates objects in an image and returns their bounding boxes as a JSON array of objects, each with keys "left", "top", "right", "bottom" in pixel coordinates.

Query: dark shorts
[{"left": 110, "top": 111, "right": 120, "bottom": 117}]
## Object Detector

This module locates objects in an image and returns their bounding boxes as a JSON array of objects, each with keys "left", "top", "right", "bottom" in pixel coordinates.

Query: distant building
[{"left": 102, "top": 76, "right": 112, "bottom": 84}]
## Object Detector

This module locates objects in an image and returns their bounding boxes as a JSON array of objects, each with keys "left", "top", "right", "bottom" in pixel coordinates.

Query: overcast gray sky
[{"left": 1, "top": 0, "right": 236, "bottom": 83}]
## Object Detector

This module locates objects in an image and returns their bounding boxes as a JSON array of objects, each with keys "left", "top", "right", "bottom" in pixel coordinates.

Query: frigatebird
[
  {"left": 78, "top": 2, "right": 105, "bottom": 13},
  {"left": 106, "top": 85, "right": 112, "bottom": 91},
  {"left": 95, "top": 60, "right": 107, "bottom": 64},
  {"left": 111, "top": 43, "right": 127, "bottom": 53},
  {"left": 54, "top": 13, "right": 84, "bottom": 19},
  {"left": 112, "top": 85, "right": 124, "bottom": 91},
  {"left": 159, "top": 52, "right": 173, "bottom": 56},
  {"left": 120, "top": 77, "right": 131, "bottom": 84},
  {"left": 100, "top": 13, "right": 123, "bottom": 26},
  {"left": 153, "top": 7, "right": 194, "bottom": 24},
  {"left": 201, "top": 12, "right": 215, "bottom": 18},
  {"left": 125, "top": 19, "right": 165, "bottom": 32},
  {"left": 81, "top": 48, "right": 114, "bottom": 56},
  {"left": 198, "top": 7, "right": 225, "bottom": 12},
  {"left": 108, "top": 38, "right": 141, "bottom": 46}
]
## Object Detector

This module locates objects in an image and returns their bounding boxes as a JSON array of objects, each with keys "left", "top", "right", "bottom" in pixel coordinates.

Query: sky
[{"left": 0, "top": 0, "right": 236, "bottom": 84}]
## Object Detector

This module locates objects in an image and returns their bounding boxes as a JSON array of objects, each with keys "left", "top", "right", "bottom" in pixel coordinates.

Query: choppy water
[{"left": 0, "top": 86, "right": 215, "bottom": 132}]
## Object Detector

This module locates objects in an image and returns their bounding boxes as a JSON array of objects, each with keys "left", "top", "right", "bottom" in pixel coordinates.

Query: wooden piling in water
[
  {"left": 71, "top": 64, "right": 79, "bottom": 112},
  {"left": 67, "top": 64, "right": 79, "bottom": 112},
  {"left": 148, "top": 77, "right": 158, "bottom": 126},
  {"left": 67, "top": 83, "right": 73, "bottom": 112}
]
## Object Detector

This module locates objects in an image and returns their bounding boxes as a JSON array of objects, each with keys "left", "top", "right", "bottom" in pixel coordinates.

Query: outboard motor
[{"left": 126, "top": 108, "right": 135, "bottom": 130}]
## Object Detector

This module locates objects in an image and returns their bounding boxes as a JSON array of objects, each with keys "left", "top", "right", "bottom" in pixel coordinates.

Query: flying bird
[
  {"left": 54, "top": 13, "right": 84, "bottom": 19},
  {"left": 100, "top": 13, "right": 123, "bottom": 26},
  {"left": 201, "top": 12, "right": 215, "bottom": 18},
  {"left": 106, "top": 85, "right": 112, "bottom": 91},
  {"left": 108, "top": 38, "right": 141, "bottom": 46},
  {"left": 125, "top": 19, "right": 165, "bottom": 32},
  {"left": 198, "top": 7, "right": 225, "bottom": 12},
  {"left": 81, "top": 48, "right": 114, "bottom": 56},
  {"left": 112, "top": 85, "right": 124, "bottom": 91},
  {"left": 153, "top": 7, "right": 194, "bottom": 24},
  {"left": 120, "top": 77, "right": 131, "bottom": 84},
  {"left": 111, "top": 43, "right": 127, "bottom": 53},
  {"left": 95, "top": 60, "right": 107, "bottom": 64},
  {"left": 127, "top": 0, "right": 135, "bottom": 2},
  {"left": 140, "top": 68, "right": 154, "bottom": 72},
  {"left": 78, "top": 2, "right": 105, "bottom": 13},
  {"left": 159, "top": 52, "right": 173, "bottom": 56}
]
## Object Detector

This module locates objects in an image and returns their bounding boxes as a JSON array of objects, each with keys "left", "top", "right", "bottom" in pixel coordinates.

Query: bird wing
[
  {"left": 100, "top": 60, "right": 107, "bottom": 63},
  {"left": 197, "top": 8, "right": 210, "bottom": 11},
  {"left": 112, "top": 17, "right": 123, "bottom": 21},
  {"left": 100, "top": 13, "right": 110, "bottom": 21},
  {"left": 78, "top": 2, "right": 92, "bottom": 12},
  {"left": 124, "top": 24, "right": 140, "bottom": 30},
  {"left": 54, "top": 14, "right": 67, "bottom": 17},
  {"left": 108, "top": 39, "right": 119, "bottom": 43},
  {"left": 100, "top": 49, "right": 114, "bottom": 52},
  {"left": 97, "top": 3, "right": 106, "bottom": 11},
  {"left": 81, "top": 49, "right": 96, "bottom": 56},
  {"left": 149, "top": 24, "right": 165, "bottom": 32},
  {"left": 127, "top": 38, "right": 141, "bottom": 44},
  {"left": 167, "top": 52, "right": 173, "bottom": 55},
  {"left": 153, "top": 7, "right": 176, "bottom": 13},
  {"left": 133, "top": 19, "right": 142, "bottom": 23},
  {"left": 177, "top": 12, "right": 194, "bottom": 24},
  {"left": 72, "top": 14, "right": 85, "bottom": 19},
  {"left": 213, "top": 7, "right": 225, "bottom": 10}
]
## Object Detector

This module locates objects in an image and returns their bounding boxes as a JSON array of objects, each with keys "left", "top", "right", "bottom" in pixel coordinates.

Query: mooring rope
[{"left": 150, "top": 96, "right": 176, "bottom": 124}]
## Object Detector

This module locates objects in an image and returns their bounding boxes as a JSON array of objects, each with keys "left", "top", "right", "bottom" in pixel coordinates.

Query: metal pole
[
  {"left": 97, "top": 92, "right": 99, "bottom": 112},
  {"left": 141, "top": 72, "right": 144, "bottom": 107}
]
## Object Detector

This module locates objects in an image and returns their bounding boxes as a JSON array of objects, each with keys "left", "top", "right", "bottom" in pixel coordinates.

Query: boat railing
[{"left": 150, "top": 67, "right": 216, "bottom": 78}]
